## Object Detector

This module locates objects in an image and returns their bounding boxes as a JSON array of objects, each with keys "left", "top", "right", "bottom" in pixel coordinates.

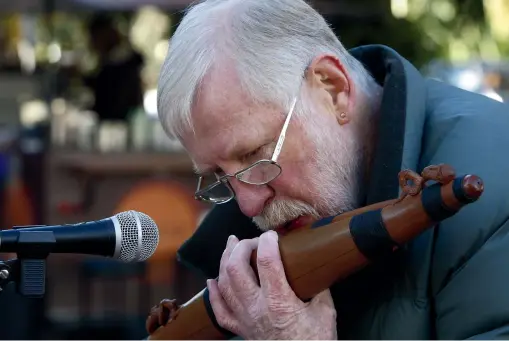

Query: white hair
[{"left": 157, "top": 0, "right": 376, "bottom": 140}]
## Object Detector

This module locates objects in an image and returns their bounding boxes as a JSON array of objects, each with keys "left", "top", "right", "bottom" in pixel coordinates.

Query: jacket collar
[{"left": 349, "top": 45, "right": 428, "bottom": 204}]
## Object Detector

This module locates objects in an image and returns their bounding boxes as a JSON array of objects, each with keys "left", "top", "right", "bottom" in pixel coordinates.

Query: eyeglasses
[{"left": 194, "top": 96, "right": 298, "bottom": 204}]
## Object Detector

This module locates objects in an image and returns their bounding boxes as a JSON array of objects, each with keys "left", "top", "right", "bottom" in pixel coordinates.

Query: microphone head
[{"left": 112, "top": 210, "right": 159, "bottom": 262}]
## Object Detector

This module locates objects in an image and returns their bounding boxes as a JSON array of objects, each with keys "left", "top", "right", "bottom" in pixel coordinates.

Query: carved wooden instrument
[{"left": 146, "top": 164, "right": 484, "bottom": 340}]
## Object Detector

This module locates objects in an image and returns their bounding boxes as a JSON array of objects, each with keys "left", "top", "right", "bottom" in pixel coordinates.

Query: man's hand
[{"left": 207, "top": 231, "right": 337, "bottom": 340}]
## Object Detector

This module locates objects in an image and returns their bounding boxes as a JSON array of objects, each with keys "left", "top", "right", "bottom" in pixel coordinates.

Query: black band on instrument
[
  {"left": 452, "top": 177, "right": 466, "bottom": 203},
  {"left": 452, "top": 176, "right": 476, "bottom": 204},
  {"left": 203, "top": 287, "right": 236, "bottom": 339},
  {"left": 349, "top": 209, "right": 399, "bottom": 261},
  {"left": 311, "top": 215, "right": 335, "bottom": 229},
  {"left": 421, "top": 182, "right": 456, "bottom": 221}
]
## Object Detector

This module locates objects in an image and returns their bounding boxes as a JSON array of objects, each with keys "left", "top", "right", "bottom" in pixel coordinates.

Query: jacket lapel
[
  {"left": 349, "top": 44, "right": 427, "bottom": 204},
  {"left": 333, "top": 45, "right": 431, "bottom": 339}
]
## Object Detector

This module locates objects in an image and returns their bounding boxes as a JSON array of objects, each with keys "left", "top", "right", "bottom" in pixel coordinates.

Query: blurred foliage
[
  {"left": 405, "top": 0, "right": 499, "bottom": 63},
  {"left": 1, "top": 0, "right": 508, "bottom": 73},
  {"left": 331, "top": 16, "right": 438, "bottom": 69},
  {"left": 333, "top": 0, "right": 509, "bottom": 68}
]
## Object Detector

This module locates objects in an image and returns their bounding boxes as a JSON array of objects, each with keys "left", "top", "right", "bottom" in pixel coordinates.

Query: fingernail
[{"left": 268, "top": 230, "right": 278, "bottom": 241}]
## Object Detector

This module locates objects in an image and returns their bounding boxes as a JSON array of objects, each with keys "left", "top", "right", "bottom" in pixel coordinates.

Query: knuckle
[
  {"left": 215, "top": 314, "right": 229, "bottom": 328},
  {"left": 237, "top": 239, "right": 250, "bottom": 247},
  {"left": 216, "top": 315, "right": 236, "bottom": 333},
  {"left": 257, "top": 254, "right": 275, "bottom": 269},
  {"left": 267, "top": 295, "right": 292, "bottom": 314},
  {"left": 217, "top": 281, "right": 235, "bottom": 304},
  {"left": 217, "top": 279, "right": 229, "bottom": 296},
  {"left": 225, "top": 262, "right": 241, "bottom": 278},
  {"left": 223, "top": 290, "right": 235, "bottom": 303}
]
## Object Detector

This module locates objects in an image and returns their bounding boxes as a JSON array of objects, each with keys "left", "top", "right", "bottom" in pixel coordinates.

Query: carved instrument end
[{"left": 461, "top": 174, "right": 484, "bottom": 201}]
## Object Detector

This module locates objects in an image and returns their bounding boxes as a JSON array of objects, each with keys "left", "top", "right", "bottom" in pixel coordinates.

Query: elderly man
[{"left": 154, "top": 0, "right": 509, "bottom": 339}]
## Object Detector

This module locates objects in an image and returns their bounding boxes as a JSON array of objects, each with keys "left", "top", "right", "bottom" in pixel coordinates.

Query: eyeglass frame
[{"left": 194, "top": 96, "right": 299, "bottom": 204}]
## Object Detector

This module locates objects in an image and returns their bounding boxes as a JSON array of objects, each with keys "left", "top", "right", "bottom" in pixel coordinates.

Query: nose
[
  {"left": 228, "top": 177, "right": 274, "bottom": 218},
  {"left": 219, "top": 161, "right": 274, "bottom": 217}
]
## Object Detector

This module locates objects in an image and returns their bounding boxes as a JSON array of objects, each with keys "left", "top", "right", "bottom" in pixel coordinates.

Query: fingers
[
  {"left": 219, "top": 236, "right": 260, "bottom": 312},
  {"left": 217, "top": 235, "right": 241, "bottom": 309},
  {"left": 256, "top": 231, "right": 295, "bottom": 303},
  {"left": 207, "top": 278, "right": 240, "bottom": 335},
  {"left": 226, "top": 238, "right": 260, "bottom": 297},
  {"left": 219, "top": 235, "right": 239, "bottom": 277}
]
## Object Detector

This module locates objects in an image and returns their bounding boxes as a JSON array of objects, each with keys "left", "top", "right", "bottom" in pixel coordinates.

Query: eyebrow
[
  {"left": 224, "top": 141, "right": 253, "bottom": 160},
  {"left": 224, "top": 125, "right": 275, "bottom": 159},
  {"left": 192, "top": 123, "right": 278, "bottom": 176}
]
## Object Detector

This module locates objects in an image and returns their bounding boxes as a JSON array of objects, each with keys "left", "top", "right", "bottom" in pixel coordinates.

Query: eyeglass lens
[
  {"left": 198, "top": 161, "right": 281, "bottom": 201},
  {"left": 197, "top": 175, "right": 232, "bottom": 202},
  {"left": 236, "top": 161, "right": 281, "bottom": 184}
]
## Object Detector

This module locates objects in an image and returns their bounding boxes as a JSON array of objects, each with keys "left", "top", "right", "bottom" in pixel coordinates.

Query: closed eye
[{"left": 241, "top": 146, "right": 263, "bottom": 162}]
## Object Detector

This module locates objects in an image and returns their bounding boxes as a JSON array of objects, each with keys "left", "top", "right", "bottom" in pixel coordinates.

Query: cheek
[
  {"left": 270, "top": 159, "right": 318, "bottom": 199},
  {"left": 269, "top": 131, "right": 322, "bottom": 197},
  {"left": 268, "top": 170, "right": 301, "bottom": 199}
]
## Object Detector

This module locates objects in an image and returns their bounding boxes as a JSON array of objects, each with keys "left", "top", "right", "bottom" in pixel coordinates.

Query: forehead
[
  {"left": 182, "top": 66, "right": 281, "bottom": 165},
  {"left": 194, "top": 67, "right": 253, "bottom": 134}
]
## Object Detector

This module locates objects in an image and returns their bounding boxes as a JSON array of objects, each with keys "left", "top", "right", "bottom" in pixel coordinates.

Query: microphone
[
  {"left": 0, "top": 210, "right": 160, "bottom": 262},
  {"left": 0, "top": 210, "right": 159, "bottom": 298}
]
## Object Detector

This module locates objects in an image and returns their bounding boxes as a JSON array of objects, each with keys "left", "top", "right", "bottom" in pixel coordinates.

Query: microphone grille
[{"left": 115, "top": 210, "right": 159, "bottom": 262}]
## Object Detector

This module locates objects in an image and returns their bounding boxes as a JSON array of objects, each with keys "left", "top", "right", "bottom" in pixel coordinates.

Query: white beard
[
  {"left": 252, "top": 94, "right": 364, "bottom": 232},
  {"left": 252, "top": 197, "right": 321, "bottom": 231}
]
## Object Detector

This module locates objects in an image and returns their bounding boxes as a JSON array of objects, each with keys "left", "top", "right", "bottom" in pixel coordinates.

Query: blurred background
[{"left": 0, "top": 0, "right": 506, "bottom": 339}]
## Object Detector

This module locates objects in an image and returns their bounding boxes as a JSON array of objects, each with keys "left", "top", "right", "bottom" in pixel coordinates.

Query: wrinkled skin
[{"left": 207, "top": 232, "right": 337, "bottom": 340}]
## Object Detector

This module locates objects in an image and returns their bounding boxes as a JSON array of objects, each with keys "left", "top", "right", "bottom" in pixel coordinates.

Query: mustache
[{"left": 252, "top": 198, "right": 320, "bottom": 231}]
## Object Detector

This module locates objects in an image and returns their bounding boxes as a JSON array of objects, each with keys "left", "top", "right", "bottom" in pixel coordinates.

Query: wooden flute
[{"left": 146, "top": 164, "right": 484, "bottom": 340}]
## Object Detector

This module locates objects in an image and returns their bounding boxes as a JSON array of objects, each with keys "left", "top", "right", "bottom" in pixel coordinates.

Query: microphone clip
[
  {"left": 0, "top": 229, "right": 56, "bottom": 298},
  {"left": 0, "top": 259, "right": 16, "bottom": 293}
]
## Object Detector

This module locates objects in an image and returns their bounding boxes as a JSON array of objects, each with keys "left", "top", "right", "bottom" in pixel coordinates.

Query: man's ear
[{"left": 305, "top": 54, "right": 353, "bottom": 125}]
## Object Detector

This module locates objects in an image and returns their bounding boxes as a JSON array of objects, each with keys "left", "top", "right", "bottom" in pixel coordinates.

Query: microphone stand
[{"left": 0, "top": 229, "right": 56, "bottom": 298}]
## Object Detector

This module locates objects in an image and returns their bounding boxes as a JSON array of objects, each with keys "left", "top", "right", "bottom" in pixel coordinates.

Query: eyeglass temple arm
[
  {"left": 195, "top": 176, "right": 203, "bottom": 191},
  {"left": 271, "top": 97, "right": 298, "bottom": 162}
]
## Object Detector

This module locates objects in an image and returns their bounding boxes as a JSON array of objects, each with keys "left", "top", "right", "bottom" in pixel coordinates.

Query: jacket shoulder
[{"left": 422, "top": 80, "right": 509, "bottom": 338}]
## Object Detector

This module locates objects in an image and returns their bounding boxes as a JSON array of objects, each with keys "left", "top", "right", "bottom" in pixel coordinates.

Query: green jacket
[{"left": 177, "top": 45, "right": 509, "bottom": 339}]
